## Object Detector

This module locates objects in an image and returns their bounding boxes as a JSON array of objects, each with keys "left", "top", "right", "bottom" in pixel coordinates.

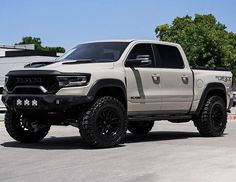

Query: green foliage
[
  {"left": 155, "top": 14, "right": 236, "bottom": 81},
  {"left": 16, "top": 36, "right": 65, "bottom": 53}
]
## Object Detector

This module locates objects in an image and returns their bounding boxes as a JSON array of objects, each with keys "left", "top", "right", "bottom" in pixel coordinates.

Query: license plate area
[{"left": 15, "top": 98, "right": 40, "bottom": 108}]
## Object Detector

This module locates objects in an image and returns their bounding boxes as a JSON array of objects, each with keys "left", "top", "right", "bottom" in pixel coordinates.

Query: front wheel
[
  {"left": 79, "top": 96, "right": 127, "bottom": 148},
  {"left": 4, "top": 111, "right": 50, "bottom": 142},
  {"left": 128, "top": 121, "right": 154, "bottom": 135},
  {"left": 196, "top": 96, "right": 227, "bottom": 137}
]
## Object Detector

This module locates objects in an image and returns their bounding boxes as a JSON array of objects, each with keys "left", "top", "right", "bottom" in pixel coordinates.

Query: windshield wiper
[{"left": 62, "top": 59, "right": 94, "bottom": 64}]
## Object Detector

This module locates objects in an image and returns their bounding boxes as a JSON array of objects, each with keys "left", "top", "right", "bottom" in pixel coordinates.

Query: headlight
[{"left": 57, "top": 75, "right": 90, "bottom": 87}]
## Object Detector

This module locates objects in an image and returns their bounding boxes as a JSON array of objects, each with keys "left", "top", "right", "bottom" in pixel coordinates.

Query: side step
[{"left": 128, "top": 114, "right": 192, "bottom": 121}]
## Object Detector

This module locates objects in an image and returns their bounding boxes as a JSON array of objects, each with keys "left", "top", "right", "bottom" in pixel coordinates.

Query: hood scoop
[{"left": 24, "top": 61, "right": 56, "bottom": 68}]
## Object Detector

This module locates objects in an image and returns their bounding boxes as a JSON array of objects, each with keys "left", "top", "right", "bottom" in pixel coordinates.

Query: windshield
[{"left": 58, "top": 42, "right": 129, "bottom": 63}]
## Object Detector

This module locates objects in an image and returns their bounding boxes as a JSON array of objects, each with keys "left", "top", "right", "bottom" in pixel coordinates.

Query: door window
[
  {"left": 154, "top": 44, "right": 184, "bottom": 69},
  {"left": 127, "top": 44, "right": 155, "bottom": 67}
]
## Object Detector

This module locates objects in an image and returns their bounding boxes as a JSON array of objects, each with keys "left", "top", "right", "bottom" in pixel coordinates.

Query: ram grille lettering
[{"left": 16, "top": 77, "right": 42, "bottom": 84}]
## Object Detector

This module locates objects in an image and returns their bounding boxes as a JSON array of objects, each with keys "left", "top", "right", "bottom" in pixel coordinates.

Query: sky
[{"left": 0, "top": 0, "right": 235, "bottom": 49}]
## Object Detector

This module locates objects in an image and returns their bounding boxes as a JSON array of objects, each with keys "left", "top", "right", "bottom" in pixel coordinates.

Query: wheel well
[
  {"left": 206, "top": 89, "right": 226, "bottom": 104},
  {"left": 95, "top": 87, "right": 127, "bottom": 108},
  {"left": 195, "top": 83, "right": 227, "bottom": 116}
]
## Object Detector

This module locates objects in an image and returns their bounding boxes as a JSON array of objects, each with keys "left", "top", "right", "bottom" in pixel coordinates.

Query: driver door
[{"left": 124, "top": 43, "right": 161, "bottom": 115}]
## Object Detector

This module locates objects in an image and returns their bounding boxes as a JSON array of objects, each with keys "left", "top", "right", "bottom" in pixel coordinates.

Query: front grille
[{"left": 6, "top": 75, "right": 59, "bottom": 94}]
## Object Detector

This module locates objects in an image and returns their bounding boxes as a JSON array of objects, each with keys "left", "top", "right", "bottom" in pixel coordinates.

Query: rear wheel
[
  {"left": 5, "top": 111, "right": 50, "bottom": 142},
  {"left": 79, "top": 96, "right": 127, "bottom": 148},
  {"left": 168, "top": 119, "right": 190, "bottom": 123},
  {"left": 196, "top": 96, "right": 227, "bottom": 137},
  {"left": 128, "top": 120, "right": 154, "bottom": 135}
]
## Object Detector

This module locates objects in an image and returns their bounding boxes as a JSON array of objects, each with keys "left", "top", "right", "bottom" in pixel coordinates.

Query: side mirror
[{"left": 125, "top": 55, "right": 152, "bottom": 67}]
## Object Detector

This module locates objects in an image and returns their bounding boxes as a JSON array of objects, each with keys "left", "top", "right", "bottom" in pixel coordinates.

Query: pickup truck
[{"left": 2, "top": 40, "right": 233, "bottom": 148}]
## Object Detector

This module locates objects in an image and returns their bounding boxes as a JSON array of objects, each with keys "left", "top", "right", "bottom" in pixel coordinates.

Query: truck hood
[{"left": 14, "top": 60, "right": 115, "bottom": 73}]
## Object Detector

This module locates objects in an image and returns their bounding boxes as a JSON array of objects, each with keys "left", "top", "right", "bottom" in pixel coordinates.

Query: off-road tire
[
  {"left": 79, "top": 96, "right": 127, "bottom": 148},
  {"left": 5, "top": 111, "right": 50, "bottom": 142},
  {"left": 196, "top": 96, "right": 227, "bottom": 137},
  {"left": 128, "top": 120, "right": 154, "bottom": 135}
]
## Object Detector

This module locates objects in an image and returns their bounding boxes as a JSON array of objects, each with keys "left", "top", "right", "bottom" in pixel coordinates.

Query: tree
[
  {"left": 155, "top": 14, "right": 236, "bottom": 80},
  {"left": 16, "top": 36, "right": 65, "bottom": 53}
]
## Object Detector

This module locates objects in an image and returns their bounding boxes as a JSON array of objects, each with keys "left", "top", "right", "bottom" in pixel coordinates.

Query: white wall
[
  {"left": 0, "top": 56, "right": 57, "bottom": 86},
  {"left": 0, "top": 48, "right": 21, "bottom": 57}
]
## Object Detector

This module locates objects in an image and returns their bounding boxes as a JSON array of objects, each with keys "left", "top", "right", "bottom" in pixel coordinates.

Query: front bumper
[{"left": 2, "top": 94, "right": 94, "bottom": 111}]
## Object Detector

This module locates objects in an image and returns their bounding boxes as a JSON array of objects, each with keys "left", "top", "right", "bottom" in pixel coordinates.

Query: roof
[
  {"left": 80, "top": 39, "right": 181, "bottom": 47},
  {"left": 82, "top": 39, "right": 135, "bottom": 44}
]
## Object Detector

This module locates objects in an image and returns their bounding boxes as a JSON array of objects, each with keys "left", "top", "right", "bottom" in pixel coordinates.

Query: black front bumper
[{"left": 2, "top": 94, "right": 94, "bottom": 111}]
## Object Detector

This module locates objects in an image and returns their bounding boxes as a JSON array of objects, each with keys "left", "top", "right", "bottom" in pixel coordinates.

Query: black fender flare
[
  {"left": 195, "top": 82, "right": 226, "bottom": 115},
  {"left": 87, "top": 79, "right": 126, "bottom": 99}
]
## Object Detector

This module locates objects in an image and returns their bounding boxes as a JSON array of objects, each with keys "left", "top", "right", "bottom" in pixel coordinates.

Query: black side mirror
[{"left": 125, "top": 55, "right": 152, "bottom": 67}]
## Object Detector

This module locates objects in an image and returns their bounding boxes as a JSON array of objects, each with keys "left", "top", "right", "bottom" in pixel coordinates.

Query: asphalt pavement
[{"left": 1, "top": 109, "right": 236, "bottom": 182}]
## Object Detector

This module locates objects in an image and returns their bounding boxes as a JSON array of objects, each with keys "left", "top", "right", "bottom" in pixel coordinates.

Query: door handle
[
  {"left": 181, "top": 75, "right": 189, "bottom": 84},
  {"left": 152, "top": 74, "right": 160, "bottom": 83}
]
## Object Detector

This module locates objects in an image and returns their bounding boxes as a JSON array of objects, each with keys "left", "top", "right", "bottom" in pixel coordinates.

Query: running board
[{"left": 128, "top": 114, "right": 192, "bottom": 121}]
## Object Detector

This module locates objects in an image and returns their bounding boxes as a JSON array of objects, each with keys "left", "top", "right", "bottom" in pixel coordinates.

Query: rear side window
[
  {"left": 127, "top": 44, "right": 155, "bottom": 67},
  {"left": 155, "top": 44, "right": 184, "bottom": 69}
]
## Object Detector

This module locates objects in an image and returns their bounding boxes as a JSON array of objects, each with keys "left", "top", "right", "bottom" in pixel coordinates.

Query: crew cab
[{"left": 2, "top": 40, "right": 233, "bottom": 148}]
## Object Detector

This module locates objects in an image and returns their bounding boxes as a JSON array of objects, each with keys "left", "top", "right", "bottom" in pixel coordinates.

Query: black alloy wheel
[
  {"left": 196, "top": 96, "right": 227, "bottom": 137},
  {"left": 5, "top": 111, "right": 50, "bottom": 142},
  {"left": 97, "top": 107, "right": 122, "bottom": 137},
  {"left": 79, "top": 96, "right": 127, "bottom": 148},
  {"left": 128, "top": 120, "right": 154, "bottom": 135}
]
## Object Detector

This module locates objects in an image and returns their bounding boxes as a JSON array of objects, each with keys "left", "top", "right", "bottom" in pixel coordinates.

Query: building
[
  {"left": 0, "top": 44, "right": 62, "bottom": 85},
  {"left": 0, "top": 44, "right": 62, "bottom": 112}
]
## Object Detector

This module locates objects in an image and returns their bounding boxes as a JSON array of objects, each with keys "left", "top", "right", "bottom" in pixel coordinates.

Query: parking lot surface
[{"left": 1, "top": 110, "right": 236, "bottom": 182}]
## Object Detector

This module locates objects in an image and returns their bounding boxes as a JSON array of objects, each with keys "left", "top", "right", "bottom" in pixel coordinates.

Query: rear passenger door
[{"left": 153, "top": 44, "right": 193, "bottom": 113}]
